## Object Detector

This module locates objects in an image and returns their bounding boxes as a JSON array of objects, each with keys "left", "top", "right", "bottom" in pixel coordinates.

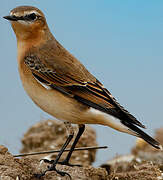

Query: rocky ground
[{"left": 0, "top": 119, "right": 163, "bottom": 180}]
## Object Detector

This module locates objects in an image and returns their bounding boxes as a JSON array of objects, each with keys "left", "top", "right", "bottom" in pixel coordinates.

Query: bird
[{"left": 3, "top": 5, "right": 162, "bottom": 178}]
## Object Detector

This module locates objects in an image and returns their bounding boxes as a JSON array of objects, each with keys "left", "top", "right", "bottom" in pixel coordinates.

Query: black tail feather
[{"left": 122, "top": 120, "right": 162, "bottom": 150}]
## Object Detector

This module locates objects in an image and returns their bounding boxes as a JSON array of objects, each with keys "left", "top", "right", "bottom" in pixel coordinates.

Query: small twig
[{"left": 13, "top": 146, "right": 108, "bottom": 157}]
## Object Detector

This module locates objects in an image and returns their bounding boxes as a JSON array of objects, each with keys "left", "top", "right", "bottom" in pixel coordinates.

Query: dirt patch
[
  {"left": 0, "top": 145, "right": 38, "bottom": 180},
  {"left": 0, "top": 120, "right": 163, "bottom": 179},
  {"left": 0, "top": 145, "right": 108, "bottom": 180},
  {"left": 0, "top": 120, "right": 107, "bottom": 179},
  {"left": 101, "top": 127, "right": 163, "bottom": 180},
  {"left": 102, "top": 155, "right": 162, "bottom": 180}
]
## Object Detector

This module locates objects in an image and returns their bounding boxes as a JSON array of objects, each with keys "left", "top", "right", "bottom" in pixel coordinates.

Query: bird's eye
[{"left": 25, "top": 13, "right": 37, "bottom": 21}]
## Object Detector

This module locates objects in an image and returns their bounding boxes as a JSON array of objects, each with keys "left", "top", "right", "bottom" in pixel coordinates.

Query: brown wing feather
[{"left": 24, "top": 55, "right": 145, "bottom": 128}]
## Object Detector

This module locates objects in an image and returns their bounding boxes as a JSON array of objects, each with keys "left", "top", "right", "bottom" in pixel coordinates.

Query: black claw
[
  {"left": 34, "top": 167, "right": 71, "bottom": 179},
  {"left": 63, "top": 172, "right": 72, "bottom": 180},
  {"left": 56, "top": 169, "right": 70, "bottom": 177},
  {"left": 46, "top": 164, "right": 72, "bottom": 179},
  {"left": 57, "top": 170, "right": 72, "bottom": 180}
]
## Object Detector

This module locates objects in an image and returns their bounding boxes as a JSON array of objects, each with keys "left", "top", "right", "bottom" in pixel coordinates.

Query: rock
[
  {"left": 132, "top": 128, "right": 163, "bottom": 155},
  {"left": 2, "top": 120, "right": 163, "bottom": 179},
  {"left": 0, "top": 146, "right": 38, "bottom": 180},
  {"left": 0, "top": 145, "right": 8, "bottom": 154},
  {"left": 107, "top": 161, "right": 162, "bottom": 180},
  {"left": 0, "top": 146, "right": 108, "bottom": 180},
  {"left": 101, "top": 154, "right": 162, "bottom": 180},
  {"left": 131, "top": 127, "right": 163, "bottom": 165},
  {"left": 39, "top": 165, "right": 108, "bottom": 180},
  {"left": 0, "top": 120, "right": 108, "bottom": 179},
  {"left": 101, "top": 127, "right": 163, "bottom": 180}
]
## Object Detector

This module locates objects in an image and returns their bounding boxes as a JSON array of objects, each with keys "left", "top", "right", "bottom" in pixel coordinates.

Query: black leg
[
  {"left": 59, "top": 124, "right": 85, "bottom": 166},
  {"left": 35, "top": 133, "right": 74, "bottom": 178}
]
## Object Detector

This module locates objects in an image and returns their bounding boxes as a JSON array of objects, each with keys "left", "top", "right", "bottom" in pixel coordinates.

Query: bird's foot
[
  {"left": 41, "top": 158, "right": 82, "bottom": 167},
  {"left": 35, "top": 160, "right": 72, "bottom": 179}
]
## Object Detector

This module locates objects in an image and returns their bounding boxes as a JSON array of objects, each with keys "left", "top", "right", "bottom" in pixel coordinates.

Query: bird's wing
[{"left": 24, "top": 54, "right": 145, "bottom": 128}]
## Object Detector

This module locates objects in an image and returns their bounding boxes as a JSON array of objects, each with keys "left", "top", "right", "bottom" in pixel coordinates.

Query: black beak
[{"left": 3, "top": 15, "right": 19, "bottom": 21}]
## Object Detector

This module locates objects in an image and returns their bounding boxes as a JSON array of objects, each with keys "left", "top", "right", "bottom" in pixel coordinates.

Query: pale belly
[
  {"left": 18, "top": 62, "right": 90, "bottom": 124},
  {"left": 18, "top": 62, "right": 134, "bottom": 135}
]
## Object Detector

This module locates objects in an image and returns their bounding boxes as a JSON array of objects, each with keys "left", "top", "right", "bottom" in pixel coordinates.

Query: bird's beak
[{"left": 3, "top": 15, "right": 18, "bottom": 21}]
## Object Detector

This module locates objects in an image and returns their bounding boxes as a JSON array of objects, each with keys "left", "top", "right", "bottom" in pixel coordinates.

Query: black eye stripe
[
  {"left": 11, "top": 13, "right": 38, "bottom": 21},
  {"left": 25, "top": 13, "right": 37, "bottom": 21}
]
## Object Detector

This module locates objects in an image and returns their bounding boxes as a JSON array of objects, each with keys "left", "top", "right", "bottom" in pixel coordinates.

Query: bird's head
[{"left": 3, "top": 6, "right": 49, "bottom": 41}]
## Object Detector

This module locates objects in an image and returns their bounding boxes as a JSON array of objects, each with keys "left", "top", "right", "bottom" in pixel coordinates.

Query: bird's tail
[{"left": 122, "top": 120, "right": 162, "bottom": 150}]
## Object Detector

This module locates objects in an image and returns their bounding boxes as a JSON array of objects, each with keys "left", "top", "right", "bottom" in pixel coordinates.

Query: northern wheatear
[{"left": 4, "top": 6, "right": 162, "bottom": 178}]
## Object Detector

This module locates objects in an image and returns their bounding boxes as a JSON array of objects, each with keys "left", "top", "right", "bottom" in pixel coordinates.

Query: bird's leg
[
  {"left": 35, "top": 122, "right": 74, "bottom": 178},
  {"left": 58, "top": 124, "right": 85, "bottom": 167}
]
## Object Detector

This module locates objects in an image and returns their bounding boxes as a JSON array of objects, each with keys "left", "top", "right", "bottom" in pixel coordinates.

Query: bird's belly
[
  {"left": 18, "top": 68, "right": 136, "bottom": 135},
  {"left": 18, "top": 63, "right": 89, "bottom": 123},
  {"left": 22, "top": 81, "right": 84, "bottom": 122},
  {"left": 18, "top": 62, "right": 134, "bottom": 132}
]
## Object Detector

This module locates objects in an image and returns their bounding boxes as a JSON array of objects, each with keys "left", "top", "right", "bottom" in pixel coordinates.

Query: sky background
[{"left": 1, "top": 1, "right": 163, "bottom": 166}]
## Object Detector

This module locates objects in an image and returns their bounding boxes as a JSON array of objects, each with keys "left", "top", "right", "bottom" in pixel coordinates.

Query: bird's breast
[{"left": 17, "top": 60, "right": 89, "bottom": 123}]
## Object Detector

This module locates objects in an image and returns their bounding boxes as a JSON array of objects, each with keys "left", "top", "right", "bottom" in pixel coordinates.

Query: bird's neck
[{"left": 17, "top": 30, "right": 55, "bottom": 62}]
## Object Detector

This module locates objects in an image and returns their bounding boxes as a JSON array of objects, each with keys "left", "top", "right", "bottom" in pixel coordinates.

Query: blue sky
[{"left": 1, "top": 1, "right": 163, "bottom": 166}]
